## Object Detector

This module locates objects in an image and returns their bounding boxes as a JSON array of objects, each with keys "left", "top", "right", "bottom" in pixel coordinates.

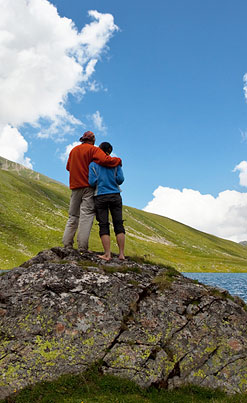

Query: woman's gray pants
[{"left": 63, "top": 187, "right": 95, "bottom": 251}]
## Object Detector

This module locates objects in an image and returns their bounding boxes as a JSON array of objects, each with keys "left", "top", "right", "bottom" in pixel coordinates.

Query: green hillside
[{"left": 1, "top": 156, "right": 247, "bottom": 272}]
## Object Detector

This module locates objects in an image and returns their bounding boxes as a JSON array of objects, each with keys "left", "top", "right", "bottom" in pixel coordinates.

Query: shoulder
[
  {"left": 89, "top": 161, "right": 100, "bottom": 175},
  {"left": 91, "top": 145, "right": 101, "bottom": 153},
  {"left": 74, "top": 143, "right": 94, "bottom": 153},
  {"left": 69, "top": 143, "right": 80, "bottom": 154},
  {"left": 70, "top": 143, "right": 85, "bottom": 156}
]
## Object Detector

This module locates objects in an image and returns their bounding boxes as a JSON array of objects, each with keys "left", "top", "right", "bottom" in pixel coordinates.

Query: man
[{"left": 63, "top": 131, "right": 122, "bottom": 252}]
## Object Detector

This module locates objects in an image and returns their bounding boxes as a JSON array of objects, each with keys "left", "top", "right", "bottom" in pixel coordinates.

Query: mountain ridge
[{"left": 1, "top": 156, "right": 247, "bottom": 272}]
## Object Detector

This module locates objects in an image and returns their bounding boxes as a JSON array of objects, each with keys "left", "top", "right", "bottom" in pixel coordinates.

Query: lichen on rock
[{"left": 1, "top": 247, "right": 247, "bottom": 398}]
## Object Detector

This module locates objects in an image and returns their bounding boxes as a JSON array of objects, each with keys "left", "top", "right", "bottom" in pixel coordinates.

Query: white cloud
[
  {"left": 0, "top": 1, "right": 118, "bottom": 128},
  {"left": 90, "top": 110, "right": 107, "bottom": 134},
  {"left": 243, "top": 73, "right": 247, "bottom": 100},
  {"left": 88, "top": 80, "right": 102, "bottom": 92},
  {"left": 79, "top": 10, "right": 119, "bottom": 61},
  {"left": 144, "top": 186, "right": 247, "bottom": 242},
  {"left": 37, "top": 113, "right": 82, "bottom": 141},
  {"left": 233, "top": 161, "right": 247, "bottom": 187},
  {"left": 0, "top": 125, "right": 33, "bottom": 169},
  {"left": 60, "top": 141, "right": 80, "bottom": 162},
  {"left": 0, "top": 1, "right": 118, "bottom": 163}
]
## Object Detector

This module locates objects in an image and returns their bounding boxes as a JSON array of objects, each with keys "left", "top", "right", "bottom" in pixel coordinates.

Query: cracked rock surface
[{"left": 1, "top": 247, "right": 247, "bottom": 398}]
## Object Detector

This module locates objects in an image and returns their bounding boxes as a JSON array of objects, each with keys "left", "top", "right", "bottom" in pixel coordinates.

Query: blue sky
[{"left": 1, "top": 0, "right": 247, "bottom": 241}]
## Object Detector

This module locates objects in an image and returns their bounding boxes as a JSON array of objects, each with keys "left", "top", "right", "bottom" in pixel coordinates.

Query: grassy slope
[{"left": 1, "top": 156, "right": 247, "bottom": 272}]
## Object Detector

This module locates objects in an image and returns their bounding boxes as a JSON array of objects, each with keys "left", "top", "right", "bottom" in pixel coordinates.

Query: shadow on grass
[{"left": 1, "top": 364, "right": 246, "bottom": 403}]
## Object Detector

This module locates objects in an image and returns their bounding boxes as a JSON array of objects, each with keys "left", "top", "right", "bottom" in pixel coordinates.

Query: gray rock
[{"left": 0, "top": 247, "right": 247, "bottom": 398}]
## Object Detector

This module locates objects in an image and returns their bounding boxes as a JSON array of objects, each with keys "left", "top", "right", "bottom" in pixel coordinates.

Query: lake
[
  {"left": 1, "top": 269, "right": 247, "bottom": 303},
  {"left": 183, "top": 272, "right": 247, "bottom": 303}
]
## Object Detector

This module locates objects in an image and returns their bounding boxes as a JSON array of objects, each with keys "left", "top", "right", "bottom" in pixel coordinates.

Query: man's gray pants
[{"left": 63, "top": 187, "right": 95, "bottom": 251}]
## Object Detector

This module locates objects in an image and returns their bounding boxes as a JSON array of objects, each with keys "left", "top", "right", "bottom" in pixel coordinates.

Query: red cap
[{"left": 79, "top": 131, "right": 95, "bottom": 143}]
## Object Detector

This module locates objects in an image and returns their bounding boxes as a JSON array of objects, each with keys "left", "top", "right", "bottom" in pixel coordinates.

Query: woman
[{"left": 88, "top": 142, "right": 125, "bottom": 261}]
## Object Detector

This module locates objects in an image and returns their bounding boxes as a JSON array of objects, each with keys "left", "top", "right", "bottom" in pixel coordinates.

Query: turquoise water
[{"left": 183, "top": 272, "right": 247, "bottom": 303}]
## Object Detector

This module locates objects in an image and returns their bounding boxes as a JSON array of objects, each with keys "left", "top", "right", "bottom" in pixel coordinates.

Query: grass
[
  {"left": 2, "top": 365, "right": 247, "bottom": 403},
  {"left": 1, "top": 156, "right": 247, "bottom": 272},
  {"left": 152, "top": 265, "right": 182, "bottom": 290}
]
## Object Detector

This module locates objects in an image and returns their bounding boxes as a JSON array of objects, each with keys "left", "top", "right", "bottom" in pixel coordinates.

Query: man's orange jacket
[{"left": 66, "top": 143, "right": 122, "bottom": 189}]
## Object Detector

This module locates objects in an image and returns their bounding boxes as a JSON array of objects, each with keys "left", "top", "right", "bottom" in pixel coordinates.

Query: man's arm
[{"left": 92, "top": 147, "right": 122, "bottom": 167}]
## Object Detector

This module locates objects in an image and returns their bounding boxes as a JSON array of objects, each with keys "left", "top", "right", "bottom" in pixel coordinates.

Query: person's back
[
  {"left": 88, "top": 142, "right": 125, "bottom": 261},
  {"left": 67, "top": 143, "right": 97, "bottom": 189},
  {"left": 88, "top": 162, "right": 124, "bottom": 196}
]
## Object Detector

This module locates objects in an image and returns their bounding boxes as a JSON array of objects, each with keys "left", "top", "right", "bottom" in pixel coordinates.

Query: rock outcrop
[{"left": 1, "top": 247, "right": 247, "bottom": 398}]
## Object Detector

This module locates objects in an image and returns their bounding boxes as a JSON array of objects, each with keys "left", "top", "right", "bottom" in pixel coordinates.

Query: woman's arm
[
  {"left": 116, "top": 166, "right": 124, "bottom": 185},
  {"left": 88, "top": 162, "right": 98, "bottom": 187}
]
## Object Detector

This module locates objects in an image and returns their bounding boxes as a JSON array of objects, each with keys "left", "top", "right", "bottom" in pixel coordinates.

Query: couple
[{"left": 62, "top": 131, "right": 125, "bottom": 261}]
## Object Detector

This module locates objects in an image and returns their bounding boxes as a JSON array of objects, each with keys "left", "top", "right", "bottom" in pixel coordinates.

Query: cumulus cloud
[
  {"left": 90, "top": 110, "right": 107, "bottom": 134},
  {"left": 0, "top": 0, "right": 118, "bottom": 164},
  {"left": 233, "top": 161, "right": 247, "bottom": 187},
  {"left": 37, "top": 114, "right": 82, "bottom": 141},
  {"left": 144, "top": 186, "right": 247, "bottom": 242},
  {"left": 0, "top": 125, "right": 33, "bottom": 169},
  {"left": 0, "top": 1, "right": 118, "bottom": 127}
]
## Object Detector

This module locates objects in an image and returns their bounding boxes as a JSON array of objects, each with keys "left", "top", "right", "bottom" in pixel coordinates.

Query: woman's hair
[{"left": 99, "top": 142, "right": 113, "bottom": 155}]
